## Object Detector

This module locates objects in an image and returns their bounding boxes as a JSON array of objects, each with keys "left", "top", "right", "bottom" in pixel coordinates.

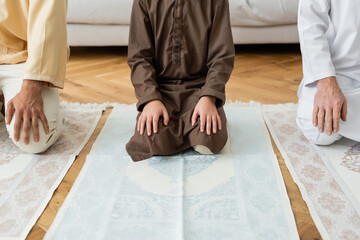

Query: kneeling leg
[
  {"left": 5, "top": 87, "right": 64, "bottom": 153},
  {"left": 296, "top": 117, "right": 342, "bottom": 146},
  {"left": 189, "top": 107, "right": 228, "bottom": 154}
]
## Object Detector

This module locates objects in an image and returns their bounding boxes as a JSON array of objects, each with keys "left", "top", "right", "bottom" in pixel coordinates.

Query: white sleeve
[{"left": 298, "top": 0, "right": 335, "bottom": 86}]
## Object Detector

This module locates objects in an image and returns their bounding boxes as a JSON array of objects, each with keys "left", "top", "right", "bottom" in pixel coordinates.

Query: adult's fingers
[
  {"left": 325, "top": 108, "right": 333, "bottom": 135},
  {"left": 5, "top": 102, "right": 15, "bottom": 125},
  {"left": 153, "top": 115, "right": 159, "bottom": 134},
  {"left": 13, "top": 113, "right": 22, "bottom": 142},
  {"left": 200, "top": 114, "right": 205, "bottom": 133},
  {"left": 341, "top": 100, "right": 347, "bottom": 122},
  {"left": 163, "top": 109, "right": 170, "bottom": 126},
  {"left": 39, "top": 112, "right": 49, "bottom": 135},
  {"left": 140, "top": 116, "right": 146, "bottom": 135},
  {"left": 32, "top": 114, "right": 40, "bottom": 142},
  {"left": 217, "top": 115, "right": 222, "bottom": 131},
  {"left": 146, "top": 116, "right": 152, "bottom": 136},
  {"left": 23, "top": 113, "right": 31, "bottom": 145},
  {"left": 191, "top": 110, "right": 199, "bottom": 127},
  {"left": 206, "top": 115, "right": 211, "bottom": 135},
  {"left": 212, "top": 116, "right": 217, "bottom": 134},
  {"left": 312, "top": 105, "right": 319, "bottom": 127},
  {"left": 317, "top": 108, "right": 325, "bottom": 133},
  {"left": 333, "top": 104, "right": 341, "bottom": 134}
]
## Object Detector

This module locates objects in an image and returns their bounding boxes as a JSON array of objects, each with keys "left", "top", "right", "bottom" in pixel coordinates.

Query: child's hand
[
  {"left": 138, "top": 100, "right": 169, "bottom": 136},
  {"left": 191, "top": 96, "right": 222, "bottom": 135}
]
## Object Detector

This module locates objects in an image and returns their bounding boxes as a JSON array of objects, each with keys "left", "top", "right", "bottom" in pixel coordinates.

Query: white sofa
[{"left": 67, "top": 0, "right": 299, "bottom": 46}]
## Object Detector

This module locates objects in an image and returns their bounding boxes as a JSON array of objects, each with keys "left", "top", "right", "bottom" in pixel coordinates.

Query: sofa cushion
[
  {"left": 230, "top": 0, "right": 299, "bottom": 27},
  {"left": 67, "top": 0, "right": 298, "bottom": 26},
  {"left": 67, "top": 0, "right": 133, "bottom": 25}
]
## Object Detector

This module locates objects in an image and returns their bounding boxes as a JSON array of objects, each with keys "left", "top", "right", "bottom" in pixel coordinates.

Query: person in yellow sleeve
[{"left": 0, "top": 0, "right": 69, "bottom": 153}]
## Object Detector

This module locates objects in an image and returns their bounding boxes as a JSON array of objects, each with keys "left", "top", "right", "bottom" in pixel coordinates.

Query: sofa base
[{"left": 67, "top": 23, "right": 299, "bottom": 46}]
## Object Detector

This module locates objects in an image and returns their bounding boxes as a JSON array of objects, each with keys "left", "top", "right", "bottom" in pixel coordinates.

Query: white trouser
[
  {"left": 297, "top": 80, "right": 360, "bottom": 145},
  {"left": 0, "top": 64, "right": 64, "bottom": 153}
]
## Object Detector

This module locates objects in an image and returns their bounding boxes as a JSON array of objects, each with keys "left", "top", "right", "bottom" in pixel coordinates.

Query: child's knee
[
  {"left": 189, "top": 123, "right": 228, "bottom": 154},
  {"left": 127, "top": 122, "right": 176, "bottom": 157}
]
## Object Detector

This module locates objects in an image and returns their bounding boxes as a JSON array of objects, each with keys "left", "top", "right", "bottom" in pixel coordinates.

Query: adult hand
[
  {"left": 313, "top": 77, "right": 347, "bottom": 135},
  {"left": 138, "top": 100, "right": 169, "bottom": 136},
  {"left": 191, "top": 96, "right": 221, "bottom": 135},
  {"left": 6, "top": 80, "right": 49, "bottom": 144}
]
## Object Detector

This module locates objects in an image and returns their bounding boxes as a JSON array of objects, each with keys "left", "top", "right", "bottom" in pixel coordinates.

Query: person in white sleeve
[
  {"left": 297, "top": 0, "right": 360, "bottom": 145},
  {"left": 0, "top": 0, "right": 69, "bottom": 153}
]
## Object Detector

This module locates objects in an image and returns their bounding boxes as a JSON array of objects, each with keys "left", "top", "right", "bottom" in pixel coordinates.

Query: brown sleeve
[
  {"left": 127, "top": 0, "right": 162, "bottom": 111},
  {"left": 199, "top": 0, "right": 235, "bottom": 108}
]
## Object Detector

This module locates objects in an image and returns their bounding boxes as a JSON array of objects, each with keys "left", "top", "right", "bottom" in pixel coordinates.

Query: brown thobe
[{"left": 126, "top": 0, "right": 235, "bottom": 161}]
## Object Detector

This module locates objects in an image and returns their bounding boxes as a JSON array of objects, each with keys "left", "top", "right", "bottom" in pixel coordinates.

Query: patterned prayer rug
[
  {"left": 263, "top": 104, "right": 360, "bottom": 240},
  {"left": 0, "top": 103, "right": 106, "bottom": 240},
  {"left": 45, "top": 103, "right": 299, "bottom": 240}
]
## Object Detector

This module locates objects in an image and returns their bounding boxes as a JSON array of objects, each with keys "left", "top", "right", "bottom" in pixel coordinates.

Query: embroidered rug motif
[
  {"left": 263, "top": 104, "right": 360, "bottom": 240},
  {"left": 0, "top": 103, "right": 105, "bottom": 240}
]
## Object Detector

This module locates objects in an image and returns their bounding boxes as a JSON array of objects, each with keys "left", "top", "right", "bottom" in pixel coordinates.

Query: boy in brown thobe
[{"left": 126, "top": 0, "right": 235, "bottom": 161}]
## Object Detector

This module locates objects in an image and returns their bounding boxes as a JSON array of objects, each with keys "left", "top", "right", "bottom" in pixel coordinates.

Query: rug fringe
[
  {"left": 60, "top": 101, "right": 110, "bottom": 111},
  {"left": 261, "top": 102, "right": 297, "bottom": 111},
  {"left": 110, "top": 103, "right": 137, "bottom": 111},
  {"left": 60, "top": 101, "right": 298, "bottom": 111},
  {"left": 226, "top": 100, "right": 261, "bottom": 107},
  {"left": 225, "top": 101, "right": 297, "bottom": 111}
]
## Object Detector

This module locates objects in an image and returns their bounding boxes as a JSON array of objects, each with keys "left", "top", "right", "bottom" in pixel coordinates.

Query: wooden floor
[{"left": 27, "top": 45, "right": 322, "bottom": 240}]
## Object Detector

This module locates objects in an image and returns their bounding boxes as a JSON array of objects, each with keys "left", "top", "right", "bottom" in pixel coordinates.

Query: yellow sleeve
[{"left": 24, "top": 0, "right": 69, "bottom": 88}]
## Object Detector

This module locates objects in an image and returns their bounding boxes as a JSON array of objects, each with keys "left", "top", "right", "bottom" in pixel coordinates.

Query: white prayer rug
[
  {"left": 45, "top": 103, "right": 299, "bottom": 240},
  {"left": 0, "top": 103, "right": 106, "bottom": 240},
  {"left": 263, "top": 104, "right": 360, "bottom": 240}
]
